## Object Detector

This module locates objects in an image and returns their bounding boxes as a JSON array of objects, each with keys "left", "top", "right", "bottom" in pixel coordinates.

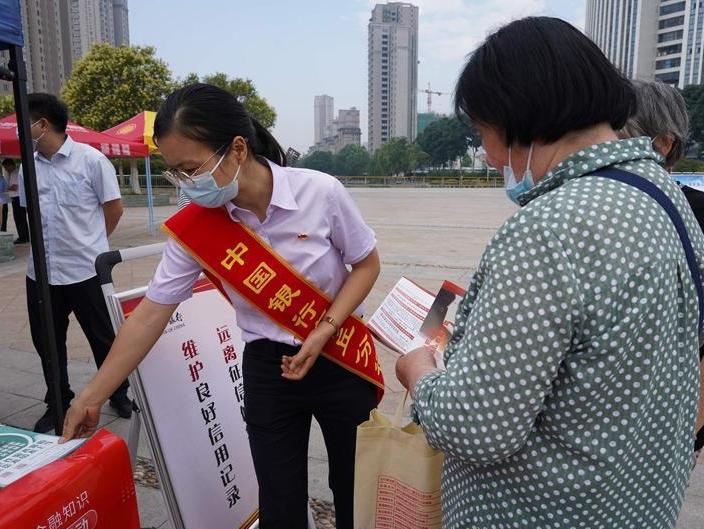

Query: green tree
[
  {"left": 61, "top": 43, "right": 172, "bottom": 131},
  {"left": 683, "top": 84, "right": 704, "bottom": 157},
  {"left": 416, "top": 117, "right": 471, "bottom": 167},
  {"left": 334, "top": 144, "right": 370, "bottom": 175},
  {"left": 411, "top": 144, "right": 430, "bottom": 169},
  {"left": 673, "top": 158, "right": 704, "bottom": 172},
  {"left": 0, "top": 95, "right": 14, "bottom": 117},
  {"left": 383, "top": 138, "right": 410, "bottom": 175},
  {"left": 61, "top": 44, "right": 173, "bottom": 194},
  {"left": 179, "top": 72, "right": 277, "bottom": 129},
  {"left": 466, "top": 122, "right": 482, "bottom": 165},
  {"left": 178, "top": 72, "right": 201, "bottom": 86},
  {"left": 299, "top": 151, "right": 335, "bottom": 173},
  {"left": 368, "top": 149, "right": 390, "bottom": 176},
  {"left": 375, "top": 137, "right": 426, "bottom": 176}
]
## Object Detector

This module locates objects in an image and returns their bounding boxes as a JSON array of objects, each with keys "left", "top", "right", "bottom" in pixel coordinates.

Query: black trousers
[
  {"left": 26, "top": 275, "right": 128, "bottom": 408},
  {"left": 243, "top": 339, "right": 376, "bottom": 529},
  {"left": 11, "top": 196, "right": 28, "bottom": 241},
  {"left": 0, "top": 203, "right": 7, "bottom": 231}
]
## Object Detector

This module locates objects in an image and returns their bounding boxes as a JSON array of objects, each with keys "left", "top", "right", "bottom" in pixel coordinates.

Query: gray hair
[{"left": 621, "top": 80, "right": 689, "bottom": 167}]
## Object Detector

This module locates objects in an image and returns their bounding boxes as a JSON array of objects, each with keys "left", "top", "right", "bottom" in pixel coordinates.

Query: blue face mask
[
  {"left": 181, "top": 152, "right": 240, "bottom": 208},
  {"left": 504, "top": 143, "right": 535, "bottom": 205}
]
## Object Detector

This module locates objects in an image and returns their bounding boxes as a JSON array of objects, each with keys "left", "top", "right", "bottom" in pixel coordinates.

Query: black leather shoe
[
  {"left": 13, "top": 238, "right": 29, "bottom": 245},
  {"left": 33, "top": 407, "right": 63, "bottom": 433},
  {"left": 109, "top": 396, "right": 133, "bottom": 419}
]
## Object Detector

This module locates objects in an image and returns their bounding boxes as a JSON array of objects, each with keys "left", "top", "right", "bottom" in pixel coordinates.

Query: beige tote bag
[{"left": 354, "top": 393, "right": 444, "bottom": 529}]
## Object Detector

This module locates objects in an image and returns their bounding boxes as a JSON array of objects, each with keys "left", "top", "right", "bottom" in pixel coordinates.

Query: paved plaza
[{"left": 0, "top": 188, "right": 702, "bottom": 528}]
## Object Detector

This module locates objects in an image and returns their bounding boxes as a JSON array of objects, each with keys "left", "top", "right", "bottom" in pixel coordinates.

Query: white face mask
[
  {"left": 30, "top": 119, "right": 45, "bottom": 151},
  {"left": 503, "top": 143, "right": 535, "bottom": 205}
]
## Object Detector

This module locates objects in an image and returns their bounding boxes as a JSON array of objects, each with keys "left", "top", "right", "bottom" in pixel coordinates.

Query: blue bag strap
[{"left": 591, "top": 168, "right": 704, "bottom": 342}]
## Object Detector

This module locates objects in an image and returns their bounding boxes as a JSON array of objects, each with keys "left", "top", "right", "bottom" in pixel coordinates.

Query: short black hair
[
  {"left": 455, "top": 16, "right": 636, "bottom": 146},
  {"left": 154, "top": 83, "right": 287, "bottom": 166},
  {"left": 27, "top": 93, "right": 69, "bottom": 133},
  {"left": 2, "top": 158, "right": 16, "bottom": 168}
]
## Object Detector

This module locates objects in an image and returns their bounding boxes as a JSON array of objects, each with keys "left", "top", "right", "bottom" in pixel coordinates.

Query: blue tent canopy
[{"left": 0, "top": 0, "right": 23, "bottom": 50}]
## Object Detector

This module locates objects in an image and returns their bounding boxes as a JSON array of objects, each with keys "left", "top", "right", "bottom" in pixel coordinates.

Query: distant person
[
  {"left": 0, "top": 165, "right": 8, "bottom": 232},
  {"left": 620, "top": 79, "right": 704, "bottom": 453},
  {"left": 2, "top": 158, "right": 28, "bottom": 243},
  {"left": 20, "top": 93, "right": 131, "bottom": 433},
  {"left": 620, "top": 80, "right": 689, "bottom": 173},
  {"left": 397, "top": 17, "right": 704, "bottom": 528},
  {"left": 619, "top": 80, "right": 704, "bottom": 226}
]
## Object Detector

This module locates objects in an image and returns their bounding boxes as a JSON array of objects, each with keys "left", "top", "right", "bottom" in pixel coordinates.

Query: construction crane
[{"left": 419, "top": 82, "right": 447, "bottom": 113}]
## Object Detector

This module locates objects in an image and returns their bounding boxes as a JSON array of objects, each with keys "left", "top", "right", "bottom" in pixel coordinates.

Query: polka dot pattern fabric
[{"left": 413, "top": 138, "right": 703, "bottom": 528}]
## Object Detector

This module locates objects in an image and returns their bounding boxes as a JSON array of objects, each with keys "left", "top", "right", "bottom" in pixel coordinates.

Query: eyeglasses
[{"left": 163, "top": 143, "right": 229, "bottom": 189}]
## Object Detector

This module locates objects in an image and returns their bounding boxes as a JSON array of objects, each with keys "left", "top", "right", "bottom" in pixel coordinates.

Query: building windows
[
  {"left": 655, "top": 71, "right": 680, "bottom": 84},
  {"left": 657, "top": 43, "right": 683, "bottom": 56},
  {"left": 659, "top": 15, "right": 685, "bottom": 29},
  {"left": 658, "top": 29, "right": 684, "bottom": 42},
  {"left": 656, "top": 57, "right": 681, "bottom": 69},
  {"left": 660, "top": 2, "right": 686, "bottom": 16}
]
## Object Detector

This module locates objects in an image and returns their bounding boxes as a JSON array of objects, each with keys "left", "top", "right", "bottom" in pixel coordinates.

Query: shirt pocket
[
  {"left": 57, "top": 179, "right": 93, "bottom": 207},
  {"left": 58, "top": 186, "right": 83, "bottom": 206}
]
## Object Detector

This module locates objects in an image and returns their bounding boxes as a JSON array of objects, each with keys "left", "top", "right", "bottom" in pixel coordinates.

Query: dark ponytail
[
  {"left": 154, "top": 83, "right": 287, "bottom": 166},
  {"left": 250, "top": 117, "right": 287, "bottom": 166}
]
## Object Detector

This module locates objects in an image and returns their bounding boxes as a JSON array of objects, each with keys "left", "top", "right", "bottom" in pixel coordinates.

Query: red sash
[{"left": 163, "top": 204, "right": 384, "bottom": 399}]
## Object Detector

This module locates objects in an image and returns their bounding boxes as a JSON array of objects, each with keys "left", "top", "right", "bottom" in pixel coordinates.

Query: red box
[{"left": 0, "top": 429, "right": 140, "bottom": 529}]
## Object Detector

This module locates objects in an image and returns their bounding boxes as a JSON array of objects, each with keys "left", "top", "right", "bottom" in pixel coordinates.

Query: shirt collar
[
  {"left": 517, "top": 137, "right": 663, "bottom": 206},
  {"left": 224, "top": 158, "right": 298, "bottom": 219},
  {"left": 36, "top": 135, "right": 74, "bottom": 163}
]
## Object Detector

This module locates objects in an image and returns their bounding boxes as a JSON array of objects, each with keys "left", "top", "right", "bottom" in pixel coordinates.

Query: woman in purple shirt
[{"left": 61, "top": 84, "right": 381, "bottom": 529}]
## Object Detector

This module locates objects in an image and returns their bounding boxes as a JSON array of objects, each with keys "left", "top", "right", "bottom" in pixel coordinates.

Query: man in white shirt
[
  {"left": 0, "top": 164, "right": 8, "bottom": 232},
  {"left": 20, "top": 93, "right": 131, "bottom": 432},
  {"left": 2, "top": 158, "right": 28, "bottom": 243}
]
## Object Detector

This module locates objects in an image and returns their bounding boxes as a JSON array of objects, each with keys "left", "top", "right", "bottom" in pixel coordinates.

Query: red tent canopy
[
  {"left": 102, "top": 111, "right": 158, "bottom": 154},
  {"left": 0, "top": 113, "right": 149, "bottom": 158}
]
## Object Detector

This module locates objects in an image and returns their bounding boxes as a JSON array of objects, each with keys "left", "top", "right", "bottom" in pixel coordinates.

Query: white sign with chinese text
[{"left": 116, "top": 281, "right": 258, "bottom": 529}]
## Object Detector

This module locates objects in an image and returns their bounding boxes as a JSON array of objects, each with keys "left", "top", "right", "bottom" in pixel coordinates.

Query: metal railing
[
  {"left": 117, "top": 172, "right": 504, "bottom": 190},
  {"left": 117, "top": 173, "right": 173, "bottom": 189},
  {"left": 335, "top": 173, "right": 502, "bottom": 188}
]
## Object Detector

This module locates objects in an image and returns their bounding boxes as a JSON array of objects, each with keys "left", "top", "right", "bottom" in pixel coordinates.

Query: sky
[{"left": 130, "top": 0, "right": 586, "bottom": 153}]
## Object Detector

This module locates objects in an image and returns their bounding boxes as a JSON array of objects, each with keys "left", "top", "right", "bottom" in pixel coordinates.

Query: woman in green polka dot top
[{"left": 396, "top": 16, "right": 704, "bottom": 529}]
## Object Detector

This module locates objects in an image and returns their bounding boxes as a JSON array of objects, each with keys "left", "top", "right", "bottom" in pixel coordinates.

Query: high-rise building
[
  {"left": 334, "top": 107, "right": 362, "bottom": 152},
  {"left": 309, "top": 106, "right": 362, "bottom": 154},
  {"left": 586, "top": 0, "right": 704, "bottom": 88},
  {"left": 368, "top": 2, "right": 418, "bottom": 153},
  {"left": 68, "top": 0, "right": 117, "bottom": 63},
  {"left": 0, "top": 0, "right": 129, "bottom": 97},
  {"left": 0, "top": 0, "right": 67, "bottom": 96},
  {"left": 113, "top": 0, "right": 130, "bottom": 46},
  {"left": 314, "top": 95, "right": 334, "bottom": 145}
]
